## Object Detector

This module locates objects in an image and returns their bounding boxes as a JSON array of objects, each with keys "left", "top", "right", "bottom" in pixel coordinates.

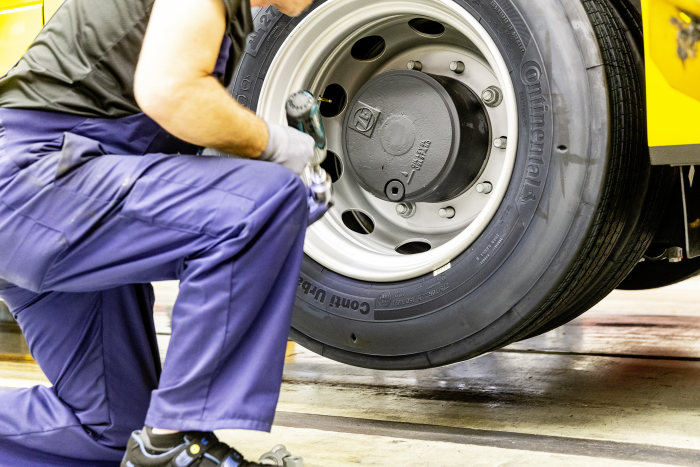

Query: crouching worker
[{"left": 0, "top": 0, "right": 320, "bottom": 465}]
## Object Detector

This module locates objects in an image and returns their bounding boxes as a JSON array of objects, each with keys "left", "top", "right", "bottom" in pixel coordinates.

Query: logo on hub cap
[{"left": 351, "top": 102, "right": 381, "bottom": 137}]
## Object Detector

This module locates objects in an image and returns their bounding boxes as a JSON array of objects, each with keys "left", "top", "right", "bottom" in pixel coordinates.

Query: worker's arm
[
  {"left": 250, "top": 0, "right": 312, "bottom": 16},
  {"left": 135, "top": 0, "right": 302, "bottom": 162}
]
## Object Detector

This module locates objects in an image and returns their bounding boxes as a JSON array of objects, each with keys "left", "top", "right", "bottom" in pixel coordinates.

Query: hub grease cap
[{"left": 343, "top": 70, "right": 460, "bottom": 202}]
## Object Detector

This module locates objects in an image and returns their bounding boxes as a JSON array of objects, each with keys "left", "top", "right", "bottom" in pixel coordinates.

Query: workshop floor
[{"left": 1, "top": 279, "right": 700, "bottom": 466}]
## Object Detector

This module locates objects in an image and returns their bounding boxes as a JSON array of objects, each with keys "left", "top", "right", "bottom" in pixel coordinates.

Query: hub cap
[{"left": 344, "top": 70, "right": 490, "bottom": 203}]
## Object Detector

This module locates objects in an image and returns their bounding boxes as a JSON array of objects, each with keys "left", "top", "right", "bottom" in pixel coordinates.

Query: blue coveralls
[{"left": 0, "top": 103, "right": 308, "bottom": 464}]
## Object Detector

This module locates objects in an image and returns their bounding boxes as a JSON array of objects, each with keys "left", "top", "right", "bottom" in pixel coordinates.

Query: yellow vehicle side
[
  {"left": 0, "top": 0, "right": 43, "bottom": 73},
  {"left": 643, "top": 0, "right": 700, "bottom": 163},
  {"left": 43, "top": 0, "right": 60, "bottom": 18}
]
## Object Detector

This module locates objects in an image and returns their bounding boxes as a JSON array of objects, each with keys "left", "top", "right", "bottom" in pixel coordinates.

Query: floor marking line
[
  {"left": 496, "top": 348, "right": 700, "bottom": 362},
  {"left": 273, "top": 411, "right": 700, "bottom": 465}
]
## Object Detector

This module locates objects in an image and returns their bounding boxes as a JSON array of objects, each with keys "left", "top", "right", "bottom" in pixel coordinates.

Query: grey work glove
[{"left": 258, "top": 122, "right": 315, "bottom": 175}]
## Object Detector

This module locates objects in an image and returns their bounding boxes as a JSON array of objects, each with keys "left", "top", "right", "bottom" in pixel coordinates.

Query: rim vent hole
[
  {"left": 409, "top": 18, "right": 446, "bottom": 36},
  {"left": 342, "top": 210, "right": 375, "bottom": 235},
  {"left": 321, "top": 150, "right": 343, "bottom": 183},
  {"left": 320, "top": 84, "right": 348, "bottom": 118},
  {"left": 557, "top": 145, "right": 568, "bottom": 153},
  {"left": 351, "top": 35, "right": 386, "bottom": 61},
  {"left": 396, "top": 241, "right": 432, "bottom": 255}
]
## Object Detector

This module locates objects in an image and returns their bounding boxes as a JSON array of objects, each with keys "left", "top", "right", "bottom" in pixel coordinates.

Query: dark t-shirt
[{"left": 0, "top": 0, "right": 252, "bottom": 118}]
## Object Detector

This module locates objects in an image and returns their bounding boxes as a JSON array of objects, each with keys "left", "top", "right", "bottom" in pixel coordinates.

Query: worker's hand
[
  {"left": 258, "top": 123, "right": 315, "bottom": 175},
  {"left": 307, "top": 188, "right": 330, "bottom": 226}
]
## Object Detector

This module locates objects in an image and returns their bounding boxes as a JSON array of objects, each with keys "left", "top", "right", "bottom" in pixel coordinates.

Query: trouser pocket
[{"left": 0, "top": 205, "right": 68, "bottom": 292}]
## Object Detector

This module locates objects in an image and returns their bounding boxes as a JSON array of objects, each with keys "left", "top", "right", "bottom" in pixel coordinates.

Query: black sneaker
[{"left": 121, "top": 429, "right": 263, "bottom": 467}]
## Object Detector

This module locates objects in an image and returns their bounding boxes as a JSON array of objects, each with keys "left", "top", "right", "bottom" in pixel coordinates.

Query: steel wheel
[{"left": 257, "top": 0, "right": 518, "bottom": 282}]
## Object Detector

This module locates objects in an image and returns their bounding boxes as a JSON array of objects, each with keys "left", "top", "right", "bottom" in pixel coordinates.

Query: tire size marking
[
  {"left": 476, "top": 233, "right": 504, "bottom": 265},
  {"left": 519, "top": 60, "right": 548, "bottom": 204},
  {"left": 392, "top": 280, "right": 450, "bottom": 307},
  {"left": 373, "top": 277, "right": 451, "bottom": 321},
  {"left": 489, "top": 0, "right": 526, "bottom": 53}
]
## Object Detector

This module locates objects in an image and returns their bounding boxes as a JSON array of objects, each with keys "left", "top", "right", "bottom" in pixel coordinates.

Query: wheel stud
[
  {"left": 476, "top": 182, "right": 493, "bottom": 194},
  {"left": 449, "top": 61, "right": 465, "bottom": 74},
  {"left": 396, "top": 202, "right": 416, "bottom": 218},
  {"left": 493, "top": 137, "right": 507, "bottom": 149},
  {"left": 407, "top": 60, "right": 423, "bottom": 71},
  {"left": 438, "top": 206, "right": 456, "bottom": 219},
  {"left": 481, "top": 86, "right": 502, "bottom": 107}
]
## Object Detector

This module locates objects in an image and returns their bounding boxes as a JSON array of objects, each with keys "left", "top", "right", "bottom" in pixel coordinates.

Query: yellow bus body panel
[
  {"left": 42, "top": 0, "right": 60, "bottom": 20},
  {"left": 0, "top": 0, "right": 43, "bottom": 74},
  {"left": 643, "top": 0, "right": 700, "bottom": 148}
]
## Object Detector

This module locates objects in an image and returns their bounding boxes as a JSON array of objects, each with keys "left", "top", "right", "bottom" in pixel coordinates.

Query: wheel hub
[{"left": 343, "top": 69, "right": 491, "bottom": 203}]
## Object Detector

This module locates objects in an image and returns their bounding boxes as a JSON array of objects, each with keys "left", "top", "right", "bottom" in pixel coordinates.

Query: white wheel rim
[{"left": 258, "top": 0, "right": 518, "bottom": 282}]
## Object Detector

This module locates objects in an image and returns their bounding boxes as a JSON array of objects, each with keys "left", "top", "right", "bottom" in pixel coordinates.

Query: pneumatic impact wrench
[{"left": 285, "top": 91, "right": 333, "bottom": 215}]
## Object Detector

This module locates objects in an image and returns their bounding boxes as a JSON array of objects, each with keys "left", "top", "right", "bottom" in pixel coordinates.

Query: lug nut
[
  {"left": 449, "top": 61, "right": 465, "bottom": 74},
  {"left": 439, "top": 207, "right": 456, "bottom": 219},
  {"left": 476, "top": 182, "right": 493, "bottom": 194},
  {"left": 481, "top": 86, "right": 503, "bottom": 107},
  {"left": 407, "top": 60, "right": 423, "bottom": 71},
  {"left": 493, "top": 137, "right": 507, "bottom": 149},
  {"left": 396, "top": 202, "right": 416, "bottom": 218}
]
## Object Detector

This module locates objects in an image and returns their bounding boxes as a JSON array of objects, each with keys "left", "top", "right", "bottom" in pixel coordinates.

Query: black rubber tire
[
  {"left": 231, "top": 0, "right": 652, "bottom": 369},
  {"left": 516, "top": 0, "right": 675, "bottom": 339}
]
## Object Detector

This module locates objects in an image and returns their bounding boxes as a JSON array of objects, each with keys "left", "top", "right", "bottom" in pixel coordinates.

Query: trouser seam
[
  {"left": 96, "top": 292, "right": 113, "bottom": 438},
  {"left": 0, "top": 424, "right": 84, "bottom": 438},
  {"left": 200, "top": 259, "right": 236, "bottom": 419}
]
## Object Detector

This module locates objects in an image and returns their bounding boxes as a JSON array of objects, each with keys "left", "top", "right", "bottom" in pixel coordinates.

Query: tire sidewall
[{"left": 232, "top": 0, "right": 609, "bottom": 368}]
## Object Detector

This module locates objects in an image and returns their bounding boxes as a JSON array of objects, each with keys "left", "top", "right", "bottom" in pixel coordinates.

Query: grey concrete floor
[{"left": 1, "top": 279, "right": 700, "bottom": 465}]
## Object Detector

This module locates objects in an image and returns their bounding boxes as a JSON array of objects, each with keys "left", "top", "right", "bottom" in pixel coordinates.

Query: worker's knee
[
  {"left": 80, "top": 409, "right": 146, "bottom": 449},
  {"left": 280, "top": 170, "right": 309, "bottom": 229},
  {"left": 263, "top": 162, "right": 305, "bottom": 194},
  {"left": 256, "top": 163, "right": 308, "bottom": 215},
  {"left": 197, "top": 162, "right": 307, "bottom": 243},
  {"left": 62, "top": 380, "right": 149, "bottom": 448}
]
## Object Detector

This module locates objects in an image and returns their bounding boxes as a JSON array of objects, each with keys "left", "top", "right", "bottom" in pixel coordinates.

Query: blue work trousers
[{"left": 0, "top": 108, "right": 308, "bottom": 465}]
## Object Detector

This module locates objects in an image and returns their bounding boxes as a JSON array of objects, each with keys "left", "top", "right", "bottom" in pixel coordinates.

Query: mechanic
[{"left": 0, "top": 0, "right": 319, "bottom": 465}]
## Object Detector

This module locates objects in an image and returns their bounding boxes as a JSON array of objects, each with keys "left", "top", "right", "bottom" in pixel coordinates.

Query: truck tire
[
  {"left": 516, "top": 0, "right": 674, "bottom": 338},
  {"left": 231, "top": 0, "right": 653, "bottom": 369}
]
